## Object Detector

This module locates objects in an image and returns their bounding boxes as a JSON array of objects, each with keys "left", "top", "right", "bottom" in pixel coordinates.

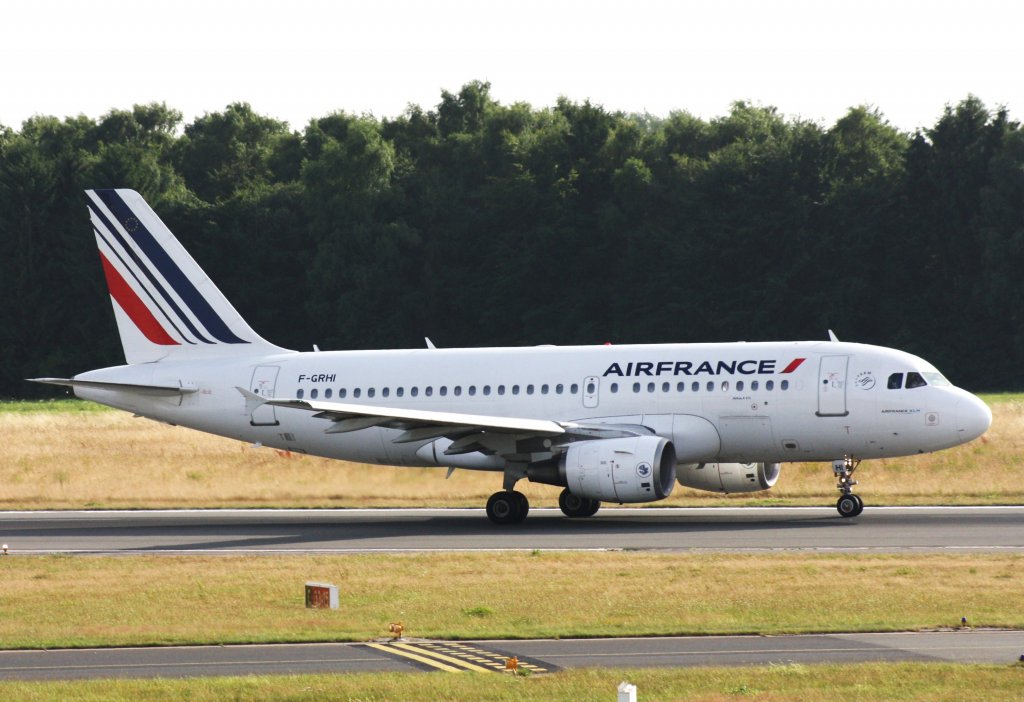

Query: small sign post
[{"left": 305, "top": 582, "right": 339, "bottom": 609}]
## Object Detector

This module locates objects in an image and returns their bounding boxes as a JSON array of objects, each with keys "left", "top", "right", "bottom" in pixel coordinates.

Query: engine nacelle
[
  {"left": 677, "top": 461, "right": 780, "bottom": 493},
  {"left": 559, "top": 436, "right": 677, "bottom": 503}
]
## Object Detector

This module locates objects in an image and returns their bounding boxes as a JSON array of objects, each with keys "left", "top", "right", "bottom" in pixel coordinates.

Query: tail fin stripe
[
  {"left": 99, "top": 252, "right": 179, "bottom": 346},
  {"left": 94, "top": 190, "right": 248, "bottom": 345},
  {"left": 88, "top": 199, "right": 214, "bottom": 345},
  {"left": 94, "top": 226, "right": 198, "bottom": 345}
]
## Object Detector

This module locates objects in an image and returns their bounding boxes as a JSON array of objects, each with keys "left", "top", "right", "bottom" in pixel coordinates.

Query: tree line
[{"left": 1, "top": 82, "right": 1021, "bottom": 397}]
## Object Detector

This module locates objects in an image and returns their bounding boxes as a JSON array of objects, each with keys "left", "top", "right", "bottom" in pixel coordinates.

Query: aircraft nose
[{"left": 956, "top": 394, "right": 992, "bottom": 443}]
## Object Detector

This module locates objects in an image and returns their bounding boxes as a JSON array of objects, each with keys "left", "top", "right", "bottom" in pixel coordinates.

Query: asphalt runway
[
  {"left": 1, "top": 506, "right": 1022, "bottom": 554},
  {"left": 1, "top": 631, "right": 1021, "bottom": 680}
]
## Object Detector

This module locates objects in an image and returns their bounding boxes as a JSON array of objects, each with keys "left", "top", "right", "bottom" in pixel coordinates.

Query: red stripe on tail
[{"left": 99, "top": 253, "right": 179, "bottom": 346}]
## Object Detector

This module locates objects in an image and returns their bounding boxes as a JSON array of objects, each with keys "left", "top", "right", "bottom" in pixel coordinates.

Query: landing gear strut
[{"left": 832, "top": 457, "right": 864, "bottom": 517}]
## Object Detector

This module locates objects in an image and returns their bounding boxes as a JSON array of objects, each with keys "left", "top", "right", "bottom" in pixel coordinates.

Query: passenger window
[
  {"left": 410, "top": 387, "right": 418, "bottom": 397},
  {"left": 527, "top": 385, "right": 535, "bottom": 395},
  {"left": 887, "top": 373, "right": 904, "bottom": 390},
  {"left": 751, "top": 380, "right": 759, "bottom": 391},
  {"left": 354, "top": 388, "right": 361, "bottom": 398},
  {"left": 906, "top": 372, "right": 928, "bottom": 389},
  {"left": 736, "top": 381, "right": 744, "bottom": 392},
  {"left": 648, "top": 382, "right": 656, "bottom": 393},
  {"left": 571, "top": 384, "right": 579, "bottom": 394},
  {"left": 677, "top": 382, "right": 685, "bottom": 392},
  {"left": 586, "top": 382, "right": 595, "bottom": 394},
  {"left": 396, "top": 387, "right": 404, "bottom": 397},
  {"left": 781, "top": 380, "right": 789, "bottom": 390},
  {"left": 310, "top": 389, "right": 319, "bottom": 399},
  {"left": 324, "top": 388, "right": 332, "bottom": 399},
  {"left": 706, "top": 381, "right": 714, "bottom": 392},
  {"left": 367, "top": 388, "right": 375, "bottom": 398},
  {"left": 382, "top": 388, "right": 389, "bottom": 398},
  {"left": 765, "top": 380, "right": 774, "bottom": 391},
  {"left": 469, "top": 386, "right": 477, "bottom": 396},
  {"left": 454, "top": 386, "right": 462, "bottom": 396},
  {"left": 425, "top": 386, "right": 432, "bottom": 397},
  {"left": 439, "top": 386, "right": 447, "bottom": 396},
  {"left": 610, "top": 382, "right": 618, "bottom": 393},
  {"left": 556, "top": 384, "right": 564, "bottom": 394},
  {"left": 297, "top": 388, "right": 305, "bottom": 399},
  {"left": 483, "top": 385, "right": 492, "bottom": 396},
  {"left": 512, "top": 385, "right": 520, "bottom": 395},
  {"left": 339, "top": 388, "right": 347, "bottom": 399},
  {"left": 633, "top": 382, "right": 641, "bottom": 393},
  {"left": 662, "top": 382, "right": 670, "bottom": 393},
  {"left": 541, "top": 384, "right": 549, "bottom": 395},
  {"left": 692, "top": 381, "right": 700, "bottom": 392},
  {"left": 721, "top": 381, "right": 729, "bottom": 391},
  {"left": 498, "top": 385, "right": 505, "bottom": 395}
]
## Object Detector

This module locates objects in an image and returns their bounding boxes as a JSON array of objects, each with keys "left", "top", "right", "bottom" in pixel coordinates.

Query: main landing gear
[
  {"left": 833, "top": 457, "right": 864, "bottom": 518},
  {"left": 558, "top": 488, "right": 600, "bottom": 518},
  {"left": 486, "top": 490, "right": 530, "bottom": 525}
]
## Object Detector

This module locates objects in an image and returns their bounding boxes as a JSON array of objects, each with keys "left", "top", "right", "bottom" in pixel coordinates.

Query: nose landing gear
[{"left": 833, "top": 457, "right": 864, "bottom": 517}]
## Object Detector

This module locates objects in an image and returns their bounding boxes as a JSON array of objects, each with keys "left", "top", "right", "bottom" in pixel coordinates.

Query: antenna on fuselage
[{"left": 827, "top": 330, "right": 839, "bottom": 342}]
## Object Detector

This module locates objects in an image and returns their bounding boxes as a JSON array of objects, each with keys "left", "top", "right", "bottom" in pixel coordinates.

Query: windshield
[{"left": 921, "top": 371, "right": 951, "bottom": 387}]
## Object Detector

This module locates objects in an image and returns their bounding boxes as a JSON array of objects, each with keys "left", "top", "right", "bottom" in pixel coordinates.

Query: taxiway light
[
  {"left": 961, "top": 616, "right": 968, "bottom": 628},
  {"left": 1, "top": 544, "right": 7, "bottom": 555},
  {"left": 505, "top": 656, "right": 519, "bottom": 674},
  {"left": 618, "top": 681, "right": 638, "bottom": 702},
  {"left": 389, "top": 622, "right": 404, "bottom": 639}
]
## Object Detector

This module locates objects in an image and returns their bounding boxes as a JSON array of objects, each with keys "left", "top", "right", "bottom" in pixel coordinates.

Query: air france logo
[
  {"left": 636, "top": 462, "right": 653, "bottom": 479},
  {"left": 603, "top": 358, "right": 805, "bottom": 377}
]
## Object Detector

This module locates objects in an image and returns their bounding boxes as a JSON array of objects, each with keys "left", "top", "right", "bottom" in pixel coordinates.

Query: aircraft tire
[
  {"left": 836, "top": 494, "right": 861, "bottom": 518},
  {"left": 559, "top": 489, "right": 599, "bottom": 518},
  {"left": 487, "top": 491, "right": 526, "bottom": 525}
]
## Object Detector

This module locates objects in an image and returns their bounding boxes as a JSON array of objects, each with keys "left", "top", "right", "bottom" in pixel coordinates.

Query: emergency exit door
[{"left": 249, "top": 365, "right": 280, "bottom": 426}]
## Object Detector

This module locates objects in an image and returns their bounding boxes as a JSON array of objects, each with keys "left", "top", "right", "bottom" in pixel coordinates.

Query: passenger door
[{"left": 817, "top": 355, "right": 849, "bottom": 417}]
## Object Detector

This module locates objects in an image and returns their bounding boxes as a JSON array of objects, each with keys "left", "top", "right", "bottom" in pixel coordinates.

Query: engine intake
[
  {"left": 677, "top": 462, "right": 780, "bottom": 493},
  {"left": 554, "top": 436, "right": 677, "bottom": 503}
]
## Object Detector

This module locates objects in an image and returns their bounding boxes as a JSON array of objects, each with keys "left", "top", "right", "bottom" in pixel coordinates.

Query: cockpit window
[
  {"left": 905, "top": 372, "right": 928, "bottom": 389},
  {"left": 887, "top": 373, "right": 903, "bottom": 389},
  {"left": 921, "top": 372, "right": 951, "bottom": 387}
]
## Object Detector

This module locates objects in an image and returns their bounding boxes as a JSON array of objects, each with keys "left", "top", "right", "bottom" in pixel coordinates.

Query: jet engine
[
  {"left": 677, "top": 461, "right": 780, "bottom": 493},
  {"left": 530, "top": 435, "right": 677, "bottom": 503}
]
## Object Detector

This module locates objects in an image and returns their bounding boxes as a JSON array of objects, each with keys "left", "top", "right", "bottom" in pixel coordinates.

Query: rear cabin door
[
  {"left": 817, "top": 355, "right": 849, "bottom": 417},
  {"left": 249, "top": 365, "right": 280, "bottom": 426}
]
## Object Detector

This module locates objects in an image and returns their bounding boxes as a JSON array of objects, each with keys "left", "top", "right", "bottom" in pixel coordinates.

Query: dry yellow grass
[
  {"left": 0, "top": 553, "right": 1021, "bottom": 648},
  {"left": 1, "top": 396, "right": 1021, "bottom": 509},
  {"left": 4, "top": 664, "right": 1023, "bottom": 702}
]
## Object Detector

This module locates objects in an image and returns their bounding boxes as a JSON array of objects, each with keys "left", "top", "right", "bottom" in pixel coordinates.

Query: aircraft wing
[{"left": 239, "top": 388, "right": 647, "bottom": 457}]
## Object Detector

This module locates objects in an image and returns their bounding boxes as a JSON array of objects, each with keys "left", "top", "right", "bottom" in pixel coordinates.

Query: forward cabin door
[
  {"left": 816, "top": 355, "right": 849, "bottom": 417},
  {"left": 249, "top": 365, "right": 280, "bottom": 426}
]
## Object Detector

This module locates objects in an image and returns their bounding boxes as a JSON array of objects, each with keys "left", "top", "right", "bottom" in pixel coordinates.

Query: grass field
[
  {"left": 4, "top": 664, "right": 1023, "bottom": 702},
  {"left": 1, "top": 395, "right": 1021, "bottom": 510},
  {"left": 0, "top": 552, "right": 1020, "bottom": 649}
]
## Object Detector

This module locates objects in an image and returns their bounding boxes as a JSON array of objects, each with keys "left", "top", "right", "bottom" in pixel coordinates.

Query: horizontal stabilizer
[{"left": 30, "top": 378, "right": 197, "bottom": 397}]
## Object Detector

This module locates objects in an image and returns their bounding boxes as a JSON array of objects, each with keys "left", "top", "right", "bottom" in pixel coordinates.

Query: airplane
[{"left": 32, "top": 189, "right": 993, "bottom": 524}]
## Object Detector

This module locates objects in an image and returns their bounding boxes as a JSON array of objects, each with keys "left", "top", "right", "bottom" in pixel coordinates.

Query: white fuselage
[{"left": 72, "top": 340, "right": 992, "bottom": 470}]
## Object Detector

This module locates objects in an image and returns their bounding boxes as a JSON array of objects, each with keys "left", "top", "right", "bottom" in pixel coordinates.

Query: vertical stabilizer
[{"left": 86, "top": 189, "right": 292, "bottom": 364}]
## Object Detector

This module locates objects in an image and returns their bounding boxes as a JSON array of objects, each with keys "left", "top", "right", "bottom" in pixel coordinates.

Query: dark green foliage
[{"left": 2, "top": 89, "right": 1021, "bottom": 396}]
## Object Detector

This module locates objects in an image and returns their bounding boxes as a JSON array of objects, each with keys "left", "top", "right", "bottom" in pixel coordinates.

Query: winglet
[
  {"left": 425, "top": 337, "right": 437, "bottom": 350},
  {"left": 827, "top": 329, "right": 839, "bottom": 342}
]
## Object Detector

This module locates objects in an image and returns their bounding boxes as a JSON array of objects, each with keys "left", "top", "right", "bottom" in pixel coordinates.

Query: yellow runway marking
[
  {"left": 390, "top": 643, "right": 494, "bottom": 672},
  {"left": 365, "top": 643, "right": 462, "bottom": 672}
]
